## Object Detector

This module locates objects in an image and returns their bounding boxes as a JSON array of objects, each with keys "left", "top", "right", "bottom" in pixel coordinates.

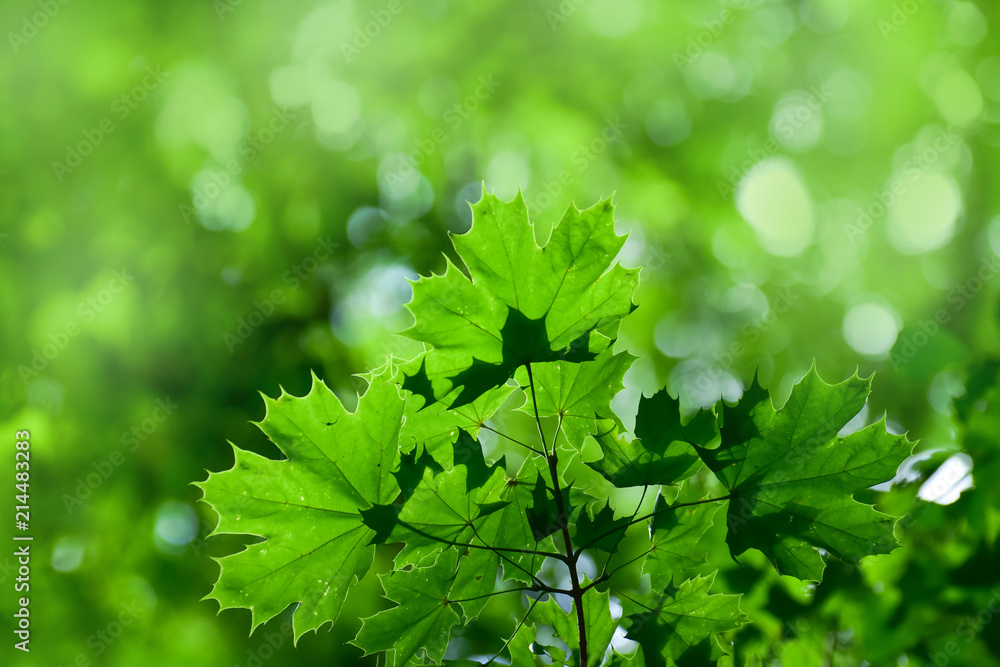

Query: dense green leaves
[
  {"left": 585, "top": 390, "right": 710, "bottom": 488},
  {"left": 697, "top": 366, "right": 913, "bottom": 581},
  {"left": 516, "top": 347, "right": 637, "bottom": 450},
  {"left": 199, "top": 195, "right": 916, "bottom": 665},
  {"left": 397, "top": 367, "right": 515, "bottom": 466},
  {"left": 623, "top": 574, "right": 748, "bottom": 667},
  {"left": 643, "top": 491, "right": 721, "bottom": 581},
  {"left": 575, "top": 501, "right": 633, "bottom": 553},
  {"left": 353, "top": 550, "right": 466, "bottom": 665},
  {"left": 387, "top": 461, "right": 508, "bottom": 564}
]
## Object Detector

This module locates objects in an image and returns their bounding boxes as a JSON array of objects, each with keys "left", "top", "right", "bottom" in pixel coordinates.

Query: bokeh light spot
[
  {"left": 932, "top": 68, "right": 983, "bottom": 127},
  {"left": 888, "top": 172, "right": 961, "bottom": 254},
  {"left": 585, "top": 0, "right": 642, "bottom": 38},
  {"left": 736, "top": 158, "right": 815, "bottom": 257},
  {"left": 154, "top": 501, "right": 199, "bottom": 553},
  {"left": 51, "top": 537, "right": 85, "bottom": 573},
  {"left": 919, "top": 454, "right": 974, "bottom": 505},
  {"left": 842, "top": 301, "right": 900, "bottom": 357},
  {"left": 947, "top": 3, "right": 987, "bottom": 47}
]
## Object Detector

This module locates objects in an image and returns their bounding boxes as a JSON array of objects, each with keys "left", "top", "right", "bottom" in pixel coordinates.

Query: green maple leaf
[
  {"left": 452, "top": 428, "right": 504, "bottom": 491},
  {"left": 385, "top": 452, "right": 509, "bottom": 566},
  {"left": 609, "top": 648, "right": 647, "bottom": 666},
  {"left": 574, "top": 501, "right": 632, "bottom": 553},
  {"left": 194, "top": 367, "right": 403, "bottom": 640},
  {"left": 477, "top": 457, "right": 561, "bottom": 585},
  {"left": 624, "top": 573, "right": 748, "bottom": 667},
  {"left": 586, "top": 390, "right": 711, "bottom": 488},
  {"left": 352, "top": 549, "right": 466, "bottom": 665},
  {"left": 397, "top": 359, "right": 515, "bottom": 468},
  {"left": 506, "top": 621, "right": 545, "bottom": 667},
  {"left": 393, "top": 447, "right": 444, "bottom": 499},
  {"left": 516, "top": 347, "right": 637, "bottom": 450},
  {"left": 534, "top": 586, "right": 618, "bottom": 667},
  {"left": 642, "top": 490, "right": 721, "bottom": 582},
  {"left": 403, "top": 190, "right": 638, "bottom": 407},
  {"left": 525, "top": 474, "right": 573, "bottom": 542},
  {"left": 447, "top": 544, "right": 499, "bottom": 621},
  {"left": 696, "top": 366, "right": 914, "bottom": 581}
]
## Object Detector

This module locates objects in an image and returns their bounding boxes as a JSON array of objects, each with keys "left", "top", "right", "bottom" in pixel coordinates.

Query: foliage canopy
[{"left": 197, "top": 192, "right": 913, "bottom": 666}]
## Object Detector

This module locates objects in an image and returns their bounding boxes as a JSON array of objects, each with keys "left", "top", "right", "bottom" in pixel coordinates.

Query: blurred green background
[{"left": 2, "top": 0, "right": 999, "bottom": 664}]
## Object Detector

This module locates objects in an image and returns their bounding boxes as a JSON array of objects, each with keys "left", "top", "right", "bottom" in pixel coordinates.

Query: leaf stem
[
  {"left": 597, "top": 486, "right": 649, "bottom": 581},
  {"left": 526, "top": 363, "right": 551, "bottom": 458},
  {"left": 480, "top": 423, "right": 545, "bottom": 456},
  {"left": 468, "top": 522, "right": 569, "bottom": 591},
  {"left": 397, "top": 519, "right": 564, "bottom": 560},
  {"left": 450, "top": 586, "right": 558, "bottom": 604},
  {"left": 608, "top": 584, "right": 655, "bottom": 613},
  {"left": 487, "top": 592, "right": 544, "bottom": 666},
  {"left": 594, "top": 545, "right": 656, "bottom": 585}
]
